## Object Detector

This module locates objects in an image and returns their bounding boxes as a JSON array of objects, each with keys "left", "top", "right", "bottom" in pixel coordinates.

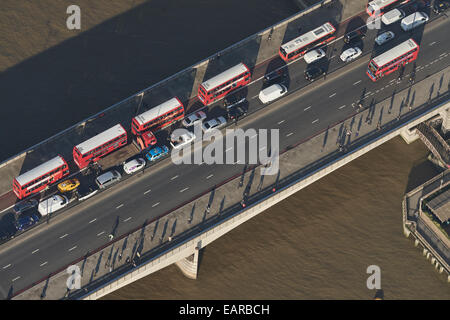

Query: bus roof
[
  {"left": 201, "top": 63, "right": 249, "bottom": 92},
  {"left": 367, "top": 0, "right": 399, "bottom": 12},
  {"left": 75, "top": 124, "right": 126, "bottom": 155},
  {"left": 134, "top": 97, "right": 182, "bottom": 126},
  {"left": 15, "top": 156, "right": 65, "bottom": 186},
  {"left": 280, "top": 22, "right": 335, "bottom": 55},
  {"left": 372, "top": 38, "right": 418, "bottom": 67}
]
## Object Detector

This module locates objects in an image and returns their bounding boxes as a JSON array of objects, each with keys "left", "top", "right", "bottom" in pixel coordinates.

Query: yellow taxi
[{"left": 57, "top": 178, "right": 80, "bottom": 193}]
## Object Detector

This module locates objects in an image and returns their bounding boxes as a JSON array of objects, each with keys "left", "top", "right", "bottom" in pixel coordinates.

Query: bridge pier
[
  {"left": 441, "top": 108, "right": 450, "bottom": 134},
  {"left": 400, "top": 128, "right": 420, "bottom": 144},
  {"left": 175, "top": 242, "right": 201, "bottom": 280}
]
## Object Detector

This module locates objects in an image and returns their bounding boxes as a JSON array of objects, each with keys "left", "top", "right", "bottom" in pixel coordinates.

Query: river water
[{"left": 1, "top": 0, "right": 448, "bottom": 299}]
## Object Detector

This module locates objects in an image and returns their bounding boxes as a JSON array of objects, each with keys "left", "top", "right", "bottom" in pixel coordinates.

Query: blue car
[
  {"left": 145, "top": 145, "right": 169, "bottom": 162},
  {"left": 15, "top": 213, "right": 40, "bottom": 232}
]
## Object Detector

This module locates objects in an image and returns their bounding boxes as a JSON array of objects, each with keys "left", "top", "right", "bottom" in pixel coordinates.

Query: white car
[
  {"left": 375, "top": 31, "right": 395, "bottom": 46},
  {"left": 258, "top": 84, "right": 288, "bottom": 104},
  {"left": 401, "top": 12, "right": 429, "bottom": 31},
  {"left": 182, "top": 111, "right": 207, "bottom": 127},
  {"left": 202, "top": 116, "right": 227, "bottom": 134},
  {"left": 303, "top": 48, "right": 326, "bottom": 64},
  {"left": 38, "top": 194, "right": 69, "bottom": 217},
  {"left": 170, "top": 131, "right": 196, "bottom": 149},
  {"left": 340, "top": 47, "right": 362, "bottom": 62},
  {"left": 123, "top": 158, "right": 146, "bottom": 174}
]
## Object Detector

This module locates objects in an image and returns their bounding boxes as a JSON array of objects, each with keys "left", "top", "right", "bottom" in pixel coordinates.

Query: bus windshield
[{"left": 368, "top": 61, "right": 378, "bottom": 74}]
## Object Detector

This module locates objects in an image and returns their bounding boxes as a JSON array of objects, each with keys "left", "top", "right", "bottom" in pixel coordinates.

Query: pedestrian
[
  {"left": 376, "top": 123, "right": 381, "bottom": 131},
  {"left": 119, "top": 253, "right": 122, "bottom": 261},
  {"left": 126, "top": 257, "right": 130, "bottom": 264},
  {"left": 206, "top": 204, "right": 211, "bottom": 213},
  {"left": 108, "top": 234, "right": 114, "bottom": 241}
]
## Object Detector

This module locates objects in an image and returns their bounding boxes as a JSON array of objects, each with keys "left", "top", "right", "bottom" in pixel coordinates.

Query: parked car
[
  {"left": 38, "top": 194, "right": 69, "bottom": 217},
  {"left": 433, "top": 0, "right": 450, "bottom": 13},
  {"left": 304, "top": 66, "right": 325, "bottom": 81},
  {"left": 57, "top": 178, "right": 80, "bottom": 193},
  {"left": 227, "top": 104, "right": 247, "bottom": 121},
  {"left": 258, "top": 84, "right": 288, "bottom": 104},
  {"left": 202, "top": 116, "right": 227, "bottom": 134},
  {"left": 375, "top": 31, "right": 395, "bottom": 46},
  {"left": 343, "top": 29, "right": 365, "bottom": 44},
  {"left": 13, "top": 199, "right": 38, "bottom": 214},
  {"left": 381, "top": 8, "right": 405, "bottom": 25},
  {"left": 303, "top": 48, "right": 326, "bottom": 64},
  {"left": 15, "top": 213, "right": 40, "bottom": 232},
  {"left": 170, "top": 131, "right": 196, "bottom": 149},
  {"left": 76, "top": 185, "right": 99, "bottom": 201},
  {"left": 123, "top": 158, "right": 146, "bottom": 174},
  {"left": 263, "top": 69, "right": 286, "bottom": 86},
  {"left": 146, "top": 145, "right": 170, "bottom": 162},
  {"left": 224, "top": 95, "right": 246, "bottom": 109},
  {"left": 182, "top": 111, "right": 207, "bottom": 127},
  {"left": 400, "top": 12, "right": 429, "bottom": 31},
  {"left": 95, "top": 170, "right": 122, "bottom": 189},
  {"left": 340, "top": 47, "right": 362, "bottom": 62}
]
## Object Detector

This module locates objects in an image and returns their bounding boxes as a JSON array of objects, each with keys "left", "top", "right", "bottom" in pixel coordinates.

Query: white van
[
  {"left": 400, "top": 12, "right": 429, "bottom": 31},
  {"left": 38, "top": 194, "right": 69, "bottom": 216},
  {"left": 95, "top": 170, "right": 122, "bottom": 189},
  {"left": 303, "top": 48, "right": 326, "bottom": 64},
  {"left": 258, "top": 84, "right": 288, "bottom": 104},
  {"left": 381, "top": 8, "right": 405, "bottom": 25}
]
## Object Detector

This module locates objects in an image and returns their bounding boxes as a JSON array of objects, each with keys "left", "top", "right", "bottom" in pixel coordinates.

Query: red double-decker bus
[
  {"left": 198, "top": 63, "right": 251, "bottom": 106},
  {"left": 13, "top": 155, "right": 69, "bottom": 199},
  {"left": 366, "top": 0, "right": 409, "bottom": 16},
  {"left": 73, "top": 124, "right": 127, "bottom": 169},
  {"left": 279, "top": 22, "right": 336, "bottom": 62},
  {"left": 131, "top": 97, "right": 184, "bottom": 136},
  {"left": 367, "top": 38, "right": 419, "bottom": 82}
]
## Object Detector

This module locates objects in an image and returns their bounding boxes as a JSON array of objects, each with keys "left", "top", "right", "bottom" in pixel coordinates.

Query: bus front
[{"left": 366, "top": 60, "right": 380, "bottom": 82}]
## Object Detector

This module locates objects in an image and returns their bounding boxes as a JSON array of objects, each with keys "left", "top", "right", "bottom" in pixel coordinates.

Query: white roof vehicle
[
  {"left": 182, "top": 111, "right": 207, "bottom": 127},
  {"left": 401, "top": 12, "right": 429, "bottom": 31},
  {"left": 123, "top": 158, "right": 146, "bottom": 174},
  {"left": 340, "top": 47, "right": 362, "bottom": 62},
  {"left": 258, "top": 84, "right": 288, "bottom": 104},
  {"left": 381, "top": 8, "right": 405, "bottom": 25},
  {"left": 375, "top": 31, "right": 395, "bottom": 45},
  {"left": 38, "top": 194, "right": 69, "bottom": 217},
  {"left": 170, "top": 131, "right": 196, "bottom": 149},
  {"left": 202, "top": 116, "right": 227, "bottom": 134},
  {"left": 303, "top": 48, "right": 326, "bottom": 64}
]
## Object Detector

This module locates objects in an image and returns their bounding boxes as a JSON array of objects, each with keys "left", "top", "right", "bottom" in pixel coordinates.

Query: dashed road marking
[
  {"left": 250, "top": 134, "right": 257, "bottom": 139},
  {"left": 286, "top": 132, "right": 293, "bottom": 137},
  {"left": 97, "top": 231, "right": 105, "bottom": 237},
  {"left": 60, "top": 234, "right": 68, "bottom": 239},
  {"left": 339, "top": 105, "right": 346, "bottom": 110},
  {"left": 312, "top": 119, "right": 319, "bottom": 124},
  {"left": 124, "top": 217, "right": 132, "bottom": 222},
  {"left": 89, "top": 218, "right": 97, "bottom": 224},
  {"left": 152, "top": 202, "right": 160, "bottom": 208},
  {"left": 180, "top": 187, "right": 189, "bottom": 193},
  {"left": 12, "top": 276, "right": 20, "bottom": 282},
  {"left": 40, "top": 261, "right": 48, "bottom": 267},
  {"left": 304, "top": 106, "right": 311, "bottom": 111},
  {"left": 277, "top": 120, "right": 285, "bottom": 125},
  {"left": 329, "top": 93, "right": 336, "bottom": 98},
  {"left": 144, "top": 189, "right": 151, "bottom": 195},
  {"left": 171, "top": 175, "right": 178, "bottom": 181},
  {"left": 439, "top": 53, "right": 447, "bottom": 57},
  {"left": 353, "top": 80, "right": 362, "bottom": 85},
  {"left": 206, "top": 174, "right": 214, "bottom": 179},
  {"left": 116, "top": 204, "right": 124, "bottom": 209},
  {"left": 225, "top": 147, "right": 233, "bottom": 152},
  {"left": 3, "top": 264, "right": 11, "bottom": 269},
  {"left": 68, "top": 246, "right": 77, "bottom": 252},
  {"left": 260, "top": 146, "right": 266, "bottom": 151},
  {"left": 32, "top": 249, "right": 39, "bottom": 254},
  {"left": 429, "top": 41, "right": 436, "bottom": 46}
]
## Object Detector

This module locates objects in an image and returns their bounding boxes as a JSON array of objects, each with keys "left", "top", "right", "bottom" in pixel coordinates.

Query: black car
[
  {"left": 433, "top": 0, "right": 449, "bottom": 13},
  {"left": 228, "top": 104, "right": 248, "bottom": 121},
  {"left": 263, "top": 69, "right": 286, "bottom": 86},
  {"left": 343, "top": 29, "right": 365, "bottom": 44},
  {"left": 304, "top": 66, "right": 325, "bottom": 81},
  {"left": 13, "top": 199, "right": 38, "bottom": 214},
  {"left": 76, "top": 184, "right": 99, "bottom": 201},
  {"left": 15, "top": 213, "right": 40, "bottom": 232},
  {"left": 224, "top": 95, "right": 246, "bottom": 109}
]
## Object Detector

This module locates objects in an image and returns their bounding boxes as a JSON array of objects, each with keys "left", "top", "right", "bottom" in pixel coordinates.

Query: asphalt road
[{"left": 0, "top": 6, "right": 449, "bottom": 298}]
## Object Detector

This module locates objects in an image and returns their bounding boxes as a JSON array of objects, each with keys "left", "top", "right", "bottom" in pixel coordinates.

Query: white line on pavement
[
  {"left": 304, "top": 106, "right": 311, "bottom": 111},
  {"left": 152, "top": 202, "right": 160, "bottom": 207},
  {"left": 171, "top": 175, "right": 178, "bottom": 180},
  {"left": 89, "top": 218, "right": 96, "bottom": 224},
  {"left": 116, "top": 204, "right": 124, "bottom": 209},
  {"left": 40, "top": 261, "right": 48, "bottom": 267},
  {"left": 60, "top": 234, "right": 68, "bottom": 239},
  {"left": 312, "top": 119, "right": 319, "bottom": 124},
  {"left": 68, "top": 246, "right": 77, "bottom": 252},
  {"left": 260, "top": 146, "right": 266, "bottom": 151},
  {"left": 353, "top": 80, "right": 362, "bottom": 85},
  {"left": 250, "top": 134, "right": 257, "bottom": 139},
  {"left": 277, "top": 120, "right": 285, "bottom": 124},
  {"left": 144, "top": 189, "right": 151, "bottom": 195},
  {"left": 12, "top": 276, "right": 20, "bottom": 282},
  {"left": 339, "top": 105, "right": 346, "bottom": 110},
  {"left": 97, "top": 231, "right": 105, "bottom": 236},
  {"left": 429, "top": 41, "right": 436, "bottom": 46},
  {"left": 3, "top": 264, "right": 11, "bottom": 269},
  {"left": 206, "top": 174, "right": 214, "bottom": 179},
  {"left": 124, "top": 217, "right": 132, "bottom": 222},
  {"left": 225, "top": 147, "right": 233, "bottom": 152},
  {"left": 286, "top": 132, "right": 293, "bottom": 137},
  {"left": 180, "top": 187, "right": 189, "bottom": 193},
  {"left": 32, "top": 249, "right": 39, "bottom": 254},
  {"left": 329, "top": 93, "right": 336, "bottom": 98}
]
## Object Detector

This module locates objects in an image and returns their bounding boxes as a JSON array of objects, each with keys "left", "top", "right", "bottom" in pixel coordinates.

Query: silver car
[
  {"left": 202, "top": 116, "right": 227, "bottom": 134},
  {"left": 95, "top": 170, "right": 122, "bottom": 189},
  {"left": 375, "top": 31, "right": 395, "bottom": 46}
]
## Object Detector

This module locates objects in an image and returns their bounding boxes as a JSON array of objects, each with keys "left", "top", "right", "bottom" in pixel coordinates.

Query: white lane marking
[
  {"left": 12, "top": 276, "right": 20, "bottom": 282},
  {"left": 312, "top": 119, "right": 319, "bottom": 124},
  {"left": 329, "top": 93, "right": 336, "bottom": 98},
  {"left": 429, "top": 41, "right": 436, "bottom": 46},
  {"left": 353, "top": 80, "right": 362, "bottom": 85},
  {"left": 124, "top": 217, "right": 132, "bottom": 222},
  {"left": 97, "top": 231, "right": 105, "bottom": 237},
  {"left": 116, "top": 204, "right": 124, "bottom": 209},
  {"left": 171, "top": 175, "right": 178, "bottom": 181},
  {"left": 60, "top": 234, "right": 68, "bottom": 239},
  {"left": 32, "top": 249, "right": 39, "bottom": 254},
  {"left": 152, "top": 202, "right": 160, "bottom": 208},
  {"left": 236, "top": 160, "right": 242, "bottom": 164},
  {"left": 144, "top": 189, "right": 151, "bottom": 195},
  {"left": 330, "top": 55, "right": 336, "bottom": 59},
  {"left": 40, "top": 261, "right": 48, "bottom": 267},
  {"left": 225, "top": 147, "right": 233, "bottom": 152},
  {"left": 68, "top": 246, "right": 77, "bottom": 252},
  {"left": 251, "top": 94, "right": 259, "bottom": 100},
  {"left": 339, "top": 105, "right": 346, "bottom": 110},
  {"left": 260, "top": 146, "right": 266, "bottom": 151},
  {"left": 286, "top": 132, "right": 293, "bottom": 137},
  {"left": 278, "top": 120, "right": 285, "bottom": 125},
  {"left": 250, "top": 134, "right": 257, "bottom": 139},
  {"left": 3, "top": 264, "right": 11, "bottom": 269},
  {"left": 180, "top": 187, "right": 189, "bottom": 193},
  {"left": 206, "top": 174, "right": 214, "bottom": 179},
  {"left": 304, "top": 106, "right": 311, "bottom": 111},
  {"left": 89, "top": 218, "right": 97, "bottom": 224},
  {"left": 440, "top": 53, "right": 447, "bottom": 57}
]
